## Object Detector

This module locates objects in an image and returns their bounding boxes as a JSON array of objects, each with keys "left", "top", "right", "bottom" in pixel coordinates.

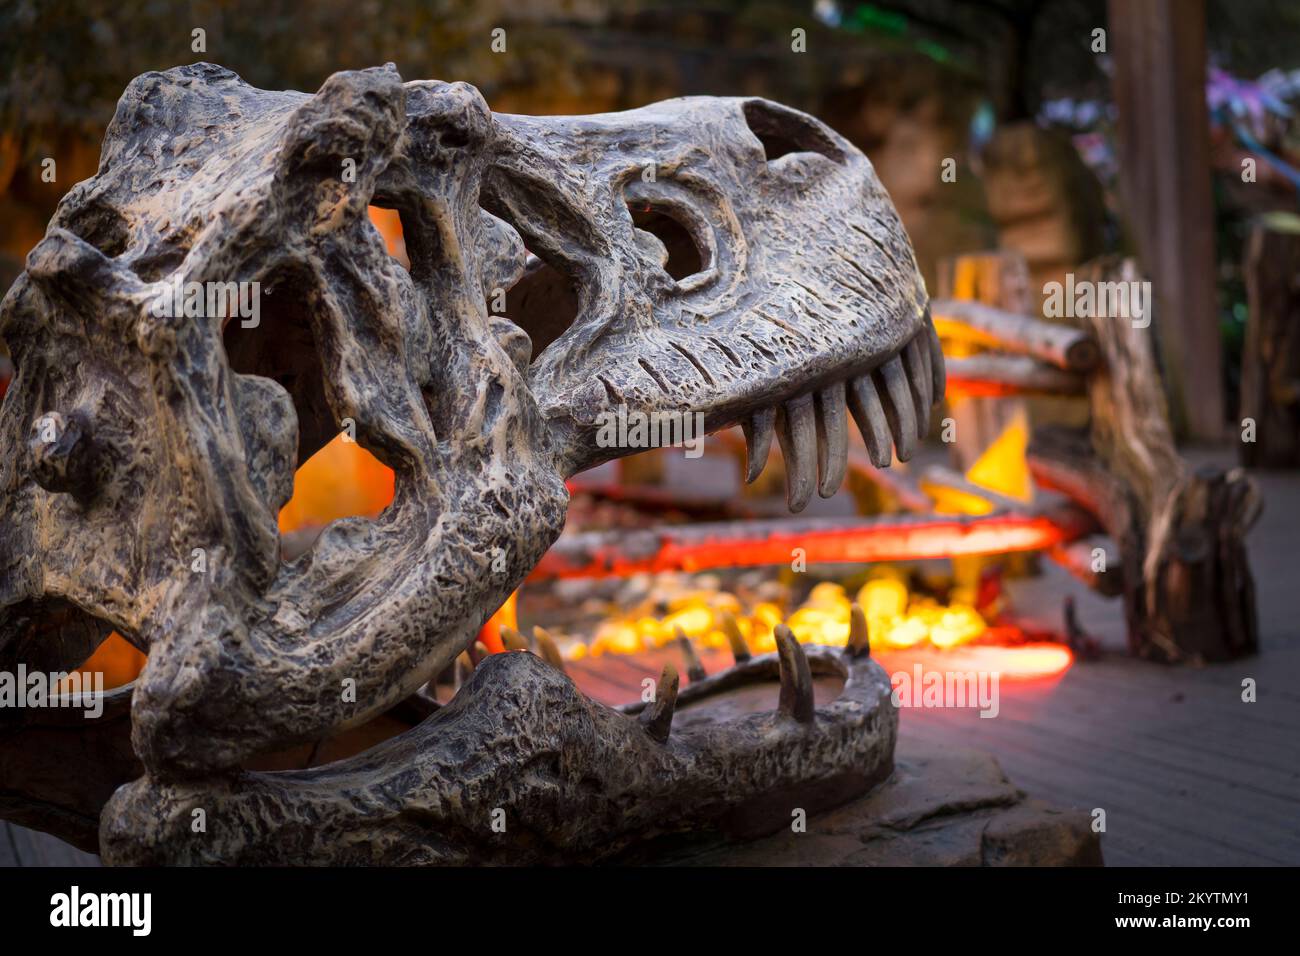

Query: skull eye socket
[
  {"left": 502, "top": 251, "right": 579, "bottom": 361},
  {"left": 221, "top": 263, "right": 335, "bottom": 467},
  {"left": 627, "top": 201, "right": 705, "bottom": 281},
  {"left": 742, "top": 99, "right": 845, "bottom": 164}
]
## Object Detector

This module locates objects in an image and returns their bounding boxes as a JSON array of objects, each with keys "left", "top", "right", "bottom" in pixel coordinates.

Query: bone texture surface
[
  {"left": 0, "top": 63, "right": 938, "bottom": 863},
  {"left": 102, "top": 642, "right": 896, "bottom": 865}
]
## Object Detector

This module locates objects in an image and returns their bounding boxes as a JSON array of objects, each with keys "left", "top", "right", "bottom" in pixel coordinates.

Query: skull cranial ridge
[{"left": 0, "top": 63, "right": 941, "bottom": 863}]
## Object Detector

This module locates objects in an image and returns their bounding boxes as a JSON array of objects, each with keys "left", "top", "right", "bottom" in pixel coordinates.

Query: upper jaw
[{"left": 484, "top": 98, "right": 937, "bottom": 498}]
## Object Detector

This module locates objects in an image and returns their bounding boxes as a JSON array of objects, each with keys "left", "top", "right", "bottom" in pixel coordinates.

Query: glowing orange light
[
  {"left": 914, "top": 642, "right": 1074, "bottom": 681},
  {"left": 60, "top": 632, "right": 146, "bottom": 691},
  {"left": 278, "top": 433, "right": 395, "bottom": 534},
  {"left": 965, "top": 408, "right": 1032, "bottom": 503},
  {"left": 582, "top": 574, "right": 1004, "bottom": 659},
  {"left": 477, "top": 591, "right": 516, "bottom": 654},
  {"left": 367, "top": 206, "right": 409, "bottom": 269}
]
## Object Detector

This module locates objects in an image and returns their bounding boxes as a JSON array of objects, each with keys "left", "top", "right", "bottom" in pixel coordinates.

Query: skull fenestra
[{"left": 0, "top": 63, "right": 942, "bottom": 864}]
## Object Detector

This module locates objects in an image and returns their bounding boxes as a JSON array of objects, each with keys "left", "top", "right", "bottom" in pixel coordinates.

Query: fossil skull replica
[{"left": 0, "top": 63, "right": 941, "bottom": 864}]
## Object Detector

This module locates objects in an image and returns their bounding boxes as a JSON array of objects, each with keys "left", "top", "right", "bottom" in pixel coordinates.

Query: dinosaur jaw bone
[{"left": 101, "top": 620, "right": 894, "bottom": 865}]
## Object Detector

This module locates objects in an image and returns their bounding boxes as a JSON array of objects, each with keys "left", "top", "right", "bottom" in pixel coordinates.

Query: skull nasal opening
[{"left": 742, "top": 100, "right": 845, "bottom": 164}]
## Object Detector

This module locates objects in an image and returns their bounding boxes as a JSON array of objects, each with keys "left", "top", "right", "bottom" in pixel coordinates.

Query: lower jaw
[{"left": 101, "top": 631, "right": 896, "bottom": 866}]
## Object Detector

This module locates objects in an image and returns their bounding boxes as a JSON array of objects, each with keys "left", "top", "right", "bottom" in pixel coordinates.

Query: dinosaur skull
[
  {"left": 486, "top": 96, "right": 937, "bottom": 490},
  {"left": 0, "top": 63, "right": 939, "bottom": 861}
]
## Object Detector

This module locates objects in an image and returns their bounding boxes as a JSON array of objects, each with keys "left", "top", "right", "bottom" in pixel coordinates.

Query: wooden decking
[{"left": 895, "top": 650, "right": 1300, "bottom": 865}]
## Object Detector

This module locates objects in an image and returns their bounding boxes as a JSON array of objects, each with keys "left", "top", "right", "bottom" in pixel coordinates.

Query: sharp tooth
[
  {"left": 879, "top": 355, "right": 917, "bottom": 461},
  {"left": 815, "top": 381, "right": 849, "bottom": 498},
  {"left": 500, "top": 626, "right": 529, "bottom": 652},
  {"left": 455, "top": 651, "right": 475, "bottom": 690},
  {"left": 774, "top": 624, "right": 815, "bottom": 723},
  {"left": 776, "top": 394, "right": 817, "bottom": 513},
  {"left": 720, "top": 611, "right": 752, "bottom": 663},
  {"left": 639, "top": 663, "right": 679, "bottom": 743},
  {"left": 847, "top": 374, "right": 893, "bottom": 468},
  {"left": 918, "top": 334, "right": 934, "bottom": 414},
  {"left": 742, "top": 407, "right": 776, "bottom": 484},
  {"left": 532, "top": 626, "right": 566, "bottom": 672},
  {"left": 675, "top": 626, "right": 707, "bottom": 682},
  {"left": 926, "top": 311, "right": 946, "bottom": 401},
  {"left": 848, "top": 603, "right": 870, "bottom": 657},
  {"left": 904, "top": 335, "right": 932, "bottom": 439}
]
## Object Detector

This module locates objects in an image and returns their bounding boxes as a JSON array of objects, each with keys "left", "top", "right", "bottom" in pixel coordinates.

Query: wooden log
[
  {"left": 566, "top": 477, "right": 757, "bottom": 520},
  {"left": 1239, "top": 213, "right": 1300, "bottom": 467},
  {"left": 529, "top": 502, "right": 1098, "bottom": 581},
  {"left": 931, "top": 298, "right": 1100, "bottom": 371},
  {"left": 617, "top": 447, "right": 666, "bottom": 486},
  {"left": 925, "top": 463, "right": 1107, "bottom": 590},
  {"left": 1026, "top": 428, "right": 1126, "bottom": 526},
  {"left": 842, "top": 447, "right": 933, "bottom": 514},
  {"left": 945, "top": 354, "right": 1086, "bottom": 397}
]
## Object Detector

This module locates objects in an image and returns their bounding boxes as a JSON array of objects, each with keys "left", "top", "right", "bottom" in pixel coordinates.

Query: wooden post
[
  {"left": 1108, "top": 0, "right": 1224, "bottom": 441},
  {"left": 1240, "top": 213, "right": 1300, "bottom": 467}
]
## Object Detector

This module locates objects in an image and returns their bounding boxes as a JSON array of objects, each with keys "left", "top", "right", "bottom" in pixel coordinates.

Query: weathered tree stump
[{"left": 1030, "top": 258, "right": 1261, "bottom": 663}]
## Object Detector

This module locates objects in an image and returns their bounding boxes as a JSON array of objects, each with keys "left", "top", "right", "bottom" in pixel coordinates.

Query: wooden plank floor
[{"left": 893, "top": 652, "right": 1300, "bottom": 865}]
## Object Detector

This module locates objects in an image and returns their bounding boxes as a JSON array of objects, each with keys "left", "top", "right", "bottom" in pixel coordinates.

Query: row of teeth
[{"left": 741, "top": 315, "right": 945, "bottom": 512}]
